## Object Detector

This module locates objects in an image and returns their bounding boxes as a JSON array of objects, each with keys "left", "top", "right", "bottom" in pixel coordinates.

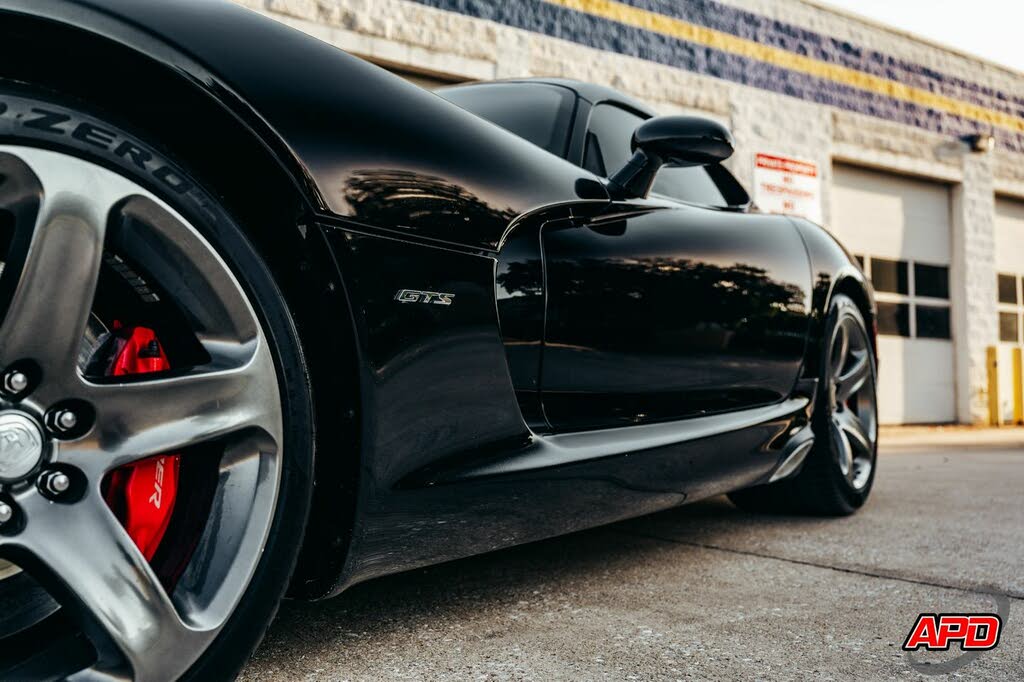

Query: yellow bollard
[
  {"left": 1014, "top": 347, "right": 1023, "bottom": 426},
  {"left": 987, "top": 346, "right": 1000, "bottom": 426}
]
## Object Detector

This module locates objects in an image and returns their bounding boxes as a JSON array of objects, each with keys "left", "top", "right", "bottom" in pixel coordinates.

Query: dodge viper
[{"left": 0, "top": 0, "right": 878, "bottom": 679}]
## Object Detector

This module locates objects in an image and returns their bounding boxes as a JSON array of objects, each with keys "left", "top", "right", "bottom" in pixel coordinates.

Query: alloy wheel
[
  {"left": 0, "top": 146, "right": 284, "bottom": 680},
  {"left": 826, "top": 309, "right": 877, "bottom": 491}
]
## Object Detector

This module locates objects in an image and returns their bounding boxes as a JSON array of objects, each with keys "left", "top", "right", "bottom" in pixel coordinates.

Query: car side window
[
  {"left": 584, "top": 103, "right": 728, "bottom": 207},
  {"left": 437, "top": 83, "right": 577, "bottom": 157},
  {"left": 583, "top": 104, "right": 638, "bottom": 177}
]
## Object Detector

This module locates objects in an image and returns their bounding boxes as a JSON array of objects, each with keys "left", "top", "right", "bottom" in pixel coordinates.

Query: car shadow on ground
[{"left": 249, "top": 496, "right": 824, "bottom": 662}]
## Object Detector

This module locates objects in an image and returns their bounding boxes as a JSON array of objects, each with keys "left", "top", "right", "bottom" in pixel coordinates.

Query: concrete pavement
[{"left": 241, "top": 439, "right": 1024, "bottom": 681}]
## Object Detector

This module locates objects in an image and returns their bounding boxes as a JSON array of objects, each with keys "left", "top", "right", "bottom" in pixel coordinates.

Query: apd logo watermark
[{"left": 902, "top": 587, "right": 1009, "bottom": 675}]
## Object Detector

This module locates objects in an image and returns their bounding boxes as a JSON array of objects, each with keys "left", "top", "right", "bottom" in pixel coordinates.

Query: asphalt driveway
[{"left": 241, "top": 436, "right": 1024, "bottom": 680}]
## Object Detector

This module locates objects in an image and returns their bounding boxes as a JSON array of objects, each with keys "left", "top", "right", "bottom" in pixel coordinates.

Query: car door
[{"left": 540, "top": 103, "right": 813, "bottom": 432}]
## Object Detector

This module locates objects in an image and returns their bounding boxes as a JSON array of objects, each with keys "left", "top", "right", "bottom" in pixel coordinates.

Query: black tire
[
  {"left": 0, "top": 83, "right": 314, "bottom": 680},
  {"left": 729, "top": 294, "right": 878, "bottom": 516}
]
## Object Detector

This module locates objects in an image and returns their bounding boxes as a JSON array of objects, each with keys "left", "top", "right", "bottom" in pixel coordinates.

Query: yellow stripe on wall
[{"left": 547, "top": 0, "right": 1024, "bottom": 135}]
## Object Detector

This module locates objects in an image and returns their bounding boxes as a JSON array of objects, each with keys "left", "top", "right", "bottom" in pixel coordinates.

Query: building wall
[{"left": 234, "top": 0, "right": 1024, "bottom": 424}]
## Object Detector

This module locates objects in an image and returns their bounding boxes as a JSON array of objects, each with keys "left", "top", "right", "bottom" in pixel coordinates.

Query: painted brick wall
[{"left": 953, "top": 154, "right": 999, "bottom": 425}]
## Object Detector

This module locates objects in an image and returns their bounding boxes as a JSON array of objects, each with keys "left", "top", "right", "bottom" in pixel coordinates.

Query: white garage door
[
  {"left": 994, "top": 196, "right": 1024, "bottom": 422},
  {"left": 831, "top": 164, "right": 954, "bottom": 425}
]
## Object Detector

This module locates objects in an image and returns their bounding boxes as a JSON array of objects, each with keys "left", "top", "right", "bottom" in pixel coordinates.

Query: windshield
[{"left": 438, "top": 82, "right": 576, "bottom": 157}]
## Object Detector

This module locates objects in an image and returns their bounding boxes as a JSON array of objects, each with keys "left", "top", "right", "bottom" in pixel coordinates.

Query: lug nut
[
  {"left": 45, "top": 403, "right": 94, "bottom": 440},
  {"left": 54, "top": 409, "right": 78, "bottom": 431},
  {"left": 39, "top": 470, "right": 71, "bottom": 498},
  {"left": 0, "top": 501, "right": 12, "bottom": 524},
  {"left": 3, "top": 371, "right": 28, "bottom": 395}
]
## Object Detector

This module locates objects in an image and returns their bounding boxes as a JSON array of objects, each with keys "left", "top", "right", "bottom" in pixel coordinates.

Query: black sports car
[{"left": 0, "top": 0, "right": 878, "bottom": 679}]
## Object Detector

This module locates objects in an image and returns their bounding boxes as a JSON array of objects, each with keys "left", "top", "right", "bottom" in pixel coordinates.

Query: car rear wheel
[
  {"left": 729, "top": 293, "right": 878, "bottom": 515},
  {"left": 0, "top": 86, "right": 313, "bottom": 680}
]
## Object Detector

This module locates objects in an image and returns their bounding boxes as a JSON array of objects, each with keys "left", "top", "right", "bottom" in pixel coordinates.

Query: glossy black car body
[{"left": 0, "top": 0, "right": 874, "bottom": 600}]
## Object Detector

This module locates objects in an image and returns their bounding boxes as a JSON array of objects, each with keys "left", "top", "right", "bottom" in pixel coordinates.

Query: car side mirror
[{"left": 608, "top": 115, "right": 735, "bottom": 199}]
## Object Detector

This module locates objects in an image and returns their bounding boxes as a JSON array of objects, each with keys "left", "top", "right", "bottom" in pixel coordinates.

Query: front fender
[{"left": 789, "top": 216, "right": 877, "bottom": 385}]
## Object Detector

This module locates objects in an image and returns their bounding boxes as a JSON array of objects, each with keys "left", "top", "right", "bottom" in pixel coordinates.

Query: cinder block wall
[{"left": 234, "top": 0, "right": 1024, "bottom": 424}]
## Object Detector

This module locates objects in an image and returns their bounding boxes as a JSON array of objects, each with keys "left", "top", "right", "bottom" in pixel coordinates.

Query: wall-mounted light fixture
[{"left": 963, "top": 133, "right": 995, "bottom": 153}]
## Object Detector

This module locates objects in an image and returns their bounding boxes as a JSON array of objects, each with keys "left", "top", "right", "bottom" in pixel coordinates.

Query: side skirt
[
  {"left": 331, "top": 398, "right": 811, "bottom": 595},
  {"left": 444, "top": 397, "right": 810, "bottom": 481}
]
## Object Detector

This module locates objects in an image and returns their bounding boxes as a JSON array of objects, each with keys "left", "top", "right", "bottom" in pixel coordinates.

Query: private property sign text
[{"left": 753, "top": 153, "right": 822, "bottom": 224}]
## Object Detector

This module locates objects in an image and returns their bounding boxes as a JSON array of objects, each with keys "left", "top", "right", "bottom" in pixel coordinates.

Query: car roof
[{"left": 438, "top": 77, "right": 657, "bottom": 119}]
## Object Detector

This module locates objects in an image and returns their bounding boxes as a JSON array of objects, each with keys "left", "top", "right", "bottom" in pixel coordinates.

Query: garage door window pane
[
  {"left": 877, "top": 301, "right": 910, "bottom": 336},
  {"left": 914, "top": 263, "right": 949, "bottom": 299},
  {"left": 1000, "top": 312, "right": 1020, "bottom": 343},
  {"left": 916, "top": 305, "right": 951, "bottom": 339},
  {"left": 871, "top": 258, "right": 908, "bottom": 294},
  {"left": 998, "top": 274, "right": 1018, "bottom": 304}
]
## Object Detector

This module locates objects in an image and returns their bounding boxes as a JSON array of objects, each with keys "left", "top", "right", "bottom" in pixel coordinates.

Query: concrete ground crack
[{"left": 619, "top": 529, "right": 1024, "bottom": 601}]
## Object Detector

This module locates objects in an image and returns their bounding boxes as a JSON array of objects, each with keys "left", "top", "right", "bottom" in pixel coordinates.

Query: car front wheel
[{"left": 0, "top": 85, "right": 314, "bottom": 680}]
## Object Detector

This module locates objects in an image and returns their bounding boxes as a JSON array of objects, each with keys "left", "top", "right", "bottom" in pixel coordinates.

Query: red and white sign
[{"left": 753, "top": 152, "right": 822, "bottom": 224}]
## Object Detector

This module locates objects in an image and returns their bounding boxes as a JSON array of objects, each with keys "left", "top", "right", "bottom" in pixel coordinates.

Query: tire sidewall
[{"left": 0, "top": 83, "right": 315, "bottom": 680}]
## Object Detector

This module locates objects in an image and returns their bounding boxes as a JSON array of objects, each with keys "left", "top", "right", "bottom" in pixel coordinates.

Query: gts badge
[{"left": 395, "top": 289, "right": 454, "bottom": 306}]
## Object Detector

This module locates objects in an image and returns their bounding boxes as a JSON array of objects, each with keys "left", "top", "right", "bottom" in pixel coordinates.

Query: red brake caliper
[{"left": 102, "top": 324, "right": 180, "bottom": 561}]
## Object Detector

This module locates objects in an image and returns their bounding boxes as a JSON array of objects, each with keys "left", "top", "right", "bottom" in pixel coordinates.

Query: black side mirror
[{"left": 608, "top": 115, "right": 735, "bottom": 199}]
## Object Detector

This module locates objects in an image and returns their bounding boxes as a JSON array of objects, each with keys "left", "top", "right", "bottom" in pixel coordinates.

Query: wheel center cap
[{"left": 0, "top": 411, "right": 44, "bottom": 481}]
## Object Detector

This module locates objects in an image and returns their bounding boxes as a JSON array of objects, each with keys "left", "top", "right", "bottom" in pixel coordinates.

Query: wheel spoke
[
  {"left": 831, "top": 416, "right": 853, "bottom": 477},
  {"left": 0, "top": 208, "right": 104, "bottom": 382},
  {"left": 7, "top": 493, "right": 207, "bottom": 681},
  {"left": 836, "top": 350, "right": 870, "bottom": 402},
  {"left": 830, "top": 320, "right": 849, "bottom": 381},
  {"left": 109, "top": 197, "right": 260, "bottom": 348},
  {"left": 838, "top": 409, "right": 873, "bottom": 456},
  {"left": 0, "top": 149, "right": 135, "bottom": 390},
  {"left": 67, "top": 341, "right": 280, "bottom": 475}
]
